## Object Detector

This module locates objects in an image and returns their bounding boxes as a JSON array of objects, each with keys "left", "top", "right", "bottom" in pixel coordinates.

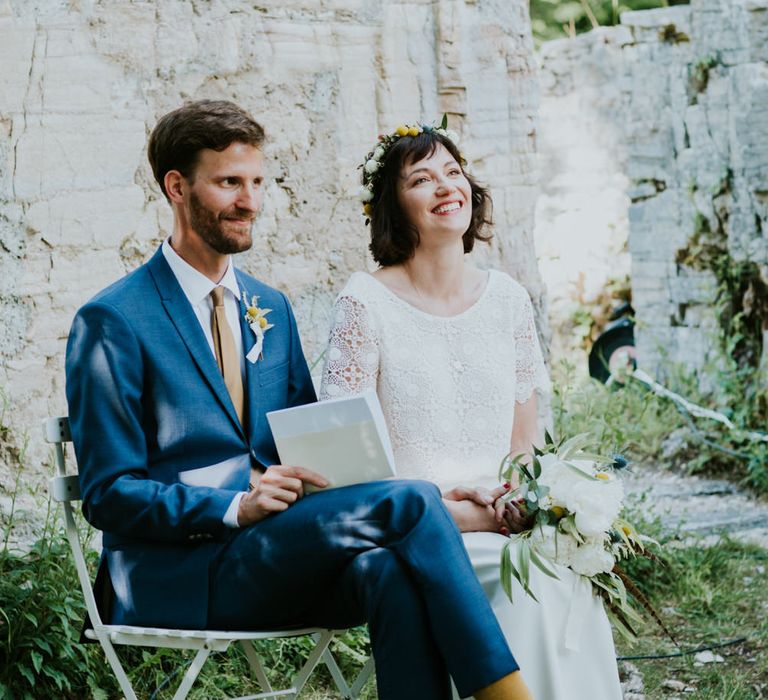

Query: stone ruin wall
[
  {"left": 536, "top": 0, "right": 768, "bottom": 383},
  {"left": 0, "top": 0, "right": 545, "bottom": 516}
]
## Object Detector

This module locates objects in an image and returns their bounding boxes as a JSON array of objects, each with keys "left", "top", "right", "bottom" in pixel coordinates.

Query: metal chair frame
[{"left": 43, "top": 416, "right": 374, "bottom": 700}]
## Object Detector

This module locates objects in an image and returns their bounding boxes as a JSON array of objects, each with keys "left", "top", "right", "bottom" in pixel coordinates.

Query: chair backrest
[{"left": 42, "top": 416, "right": 105, "bottom": 629}]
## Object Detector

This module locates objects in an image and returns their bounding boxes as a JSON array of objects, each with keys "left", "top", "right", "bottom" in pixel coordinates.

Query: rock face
[
  {"left": 536, "top": 0, "right": 768, "bottom": 381},
  {"left": 0, "top": 1, "right": 545, "bottom": 496}
]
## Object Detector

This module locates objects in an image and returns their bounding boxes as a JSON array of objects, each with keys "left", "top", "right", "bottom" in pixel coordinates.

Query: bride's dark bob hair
[{"left": 368, "top": 129, "right": 493, "bottom": 267}]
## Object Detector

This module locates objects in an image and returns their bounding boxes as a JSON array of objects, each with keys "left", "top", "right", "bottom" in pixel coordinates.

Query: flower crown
[{"left": 357, "top": 114, "right": 460, "bottom": 222}]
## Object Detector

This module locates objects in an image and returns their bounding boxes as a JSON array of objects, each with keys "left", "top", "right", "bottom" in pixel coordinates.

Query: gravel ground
[{"left": 623, "top": 466, "right": 768, "bottom": 548}]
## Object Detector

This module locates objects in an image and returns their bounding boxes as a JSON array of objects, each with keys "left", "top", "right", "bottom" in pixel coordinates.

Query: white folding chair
[{"left": 43, "top": 416, "right": 375, "bottom": 700}]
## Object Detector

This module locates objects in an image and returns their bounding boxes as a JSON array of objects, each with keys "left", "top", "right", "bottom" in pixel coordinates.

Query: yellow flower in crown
[{"left": 242, "top": 292, "right": 274, "bottom": 362}]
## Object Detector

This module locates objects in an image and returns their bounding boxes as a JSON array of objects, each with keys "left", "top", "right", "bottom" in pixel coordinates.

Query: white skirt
[{"left": 454, "top": 532, "right": 623, "bottom": 700}]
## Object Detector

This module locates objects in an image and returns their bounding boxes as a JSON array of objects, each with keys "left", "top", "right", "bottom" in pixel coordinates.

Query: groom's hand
[{"left": 237, "top": 465, "right": 329, "bottom": 526}]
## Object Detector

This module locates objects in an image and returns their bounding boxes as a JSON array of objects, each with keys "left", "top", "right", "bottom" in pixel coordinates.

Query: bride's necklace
[{"left": 404, "top": 265, "right": 466, "bottom": 315}]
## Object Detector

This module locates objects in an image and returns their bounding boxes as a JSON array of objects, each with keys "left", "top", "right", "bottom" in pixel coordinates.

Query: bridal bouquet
[{"left": 499, "top": 433, "right": 663, "bottom": 641}]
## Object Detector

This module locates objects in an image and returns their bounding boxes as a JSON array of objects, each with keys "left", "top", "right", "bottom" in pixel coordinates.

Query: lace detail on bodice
[{"left": 319, "top": 271, "right": 550, "bottom": 490}]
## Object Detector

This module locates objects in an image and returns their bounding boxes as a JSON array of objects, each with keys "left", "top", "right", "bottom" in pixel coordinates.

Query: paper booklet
[{"left": 266, "top": 392, "right": 397, "bottom": 492}]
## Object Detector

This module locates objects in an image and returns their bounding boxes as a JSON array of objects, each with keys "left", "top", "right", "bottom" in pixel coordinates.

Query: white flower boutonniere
[{"left": 242, "top": 292, "right": 274, "bottom": 363}]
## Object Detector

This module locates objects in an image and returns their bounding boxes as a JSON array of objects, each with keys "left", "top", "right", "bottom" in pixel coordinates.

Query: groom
[{"left": 65, "top": 100, "right": 533, "bottom": 700}]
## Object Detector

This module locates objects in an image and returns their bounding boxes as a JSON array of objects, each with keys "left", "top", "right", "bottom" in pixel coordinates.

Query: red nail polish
[
  {"left": 503, "top": 482, "right": 510, "bottom": 489},
  {"left": 500, "top": 527, "right": 510, "bottom": 536}
]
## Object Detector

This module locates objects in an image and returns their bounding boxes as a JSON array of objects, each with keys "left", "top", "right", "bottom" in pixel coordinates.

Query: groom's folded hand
[{"left": 237, "top": 465, "right": 329, "bottom": 526}]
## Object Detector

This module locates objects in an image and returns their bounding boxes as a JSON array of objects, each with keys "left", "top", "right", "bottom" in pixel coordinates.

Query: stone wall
[
  {"left": 536, "top": 0, "right": 768, "bottom": 382},
  {"left": 0, "top": 0, "right": 544, "bottom": 507}
]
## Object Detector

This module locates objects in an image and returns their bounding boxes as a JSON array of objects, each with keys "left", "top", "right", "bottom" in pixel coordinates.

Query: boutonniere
[{"left": 242, "top": 292, "right": 274, "bottom": 363}]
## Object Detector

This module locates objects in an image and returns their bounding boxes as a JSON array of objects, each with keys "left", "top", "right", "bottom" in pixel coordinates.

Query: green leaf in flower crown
[
  {"left": 533, "top": 458, "right": 542, "bottom": 479},
  {"left": 440, "top": 113, "right": 448, "bottom": 129},
  {"left": 532, "top": 443, "right": 544, "bottom": 457},
  {"left": 543, "top": 428, "right": 554, "bottom": 446}
]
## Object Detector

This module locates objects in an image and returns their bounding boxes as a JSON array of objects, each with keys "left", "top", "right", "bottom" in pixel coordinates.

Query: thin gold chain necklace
[{"left": 404, "top": 265, "right": 467, "bottom": 314}]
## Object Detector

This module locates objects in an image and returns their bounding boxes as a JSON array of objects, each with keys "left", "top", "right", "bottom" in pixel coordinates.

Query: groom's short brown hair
[{"left": 148, "top": 100, "right": 265, "bottom": 200}]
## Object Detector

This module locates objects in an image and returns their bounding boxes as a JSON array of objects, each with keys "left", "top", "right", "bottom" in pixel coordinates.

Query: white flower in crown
[
  {"left": 358, "top": 185, "right": 374, "bottom": 203},
  {"left": 242, "top": 292, "right": 274, "bottom": 363}
]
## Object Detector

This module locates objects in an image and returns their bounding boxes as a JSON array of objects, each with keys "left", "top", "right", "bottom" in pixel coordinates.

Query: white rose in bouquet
[
  {"left": 538, "top": 457, "right": 624, "bottom": 538},
  {"left": 572, "top": 478, "right": 624, "bottom": 536},
  {"left": 538, "top": 457, "right": 592, "bottom": 505},
  {"left": 529, "top": 524, "right": 578, "bottom": 567},
  {"left": 570, "top": 538, "right": 615, "bottom": 577}
]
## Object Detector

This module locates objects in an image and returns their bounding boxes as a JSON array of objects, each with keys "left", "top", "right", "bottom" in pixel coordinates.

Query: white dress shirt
[{"left": 162, "top": 239, "right": 247, "bottom": 527}]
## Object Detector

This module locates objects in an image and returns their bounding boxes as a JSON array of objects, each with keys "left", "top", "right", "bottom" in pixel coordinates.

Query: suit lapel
[
  {"left": 147, "top": 249, "right": 246, "bottom": 439},
  {"left": 237, "top": 271, "right": 261, "bottom": 442}
]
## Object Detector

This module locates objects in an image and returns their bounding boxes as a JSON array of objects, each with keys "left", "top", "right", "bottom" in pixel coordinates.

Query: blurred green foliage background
[{"left": 530, "top": 0, "right": 691, "bottom": 43}]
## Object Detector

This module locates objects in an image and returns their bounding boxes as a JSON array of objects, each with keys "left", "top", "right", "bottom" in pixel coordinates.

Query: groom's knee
[
  {"left": 379, "top": 479, "right": 447, "bottom": 526},
  {"left": 379, "top": 479, "right": 443, "bottom": 511}
]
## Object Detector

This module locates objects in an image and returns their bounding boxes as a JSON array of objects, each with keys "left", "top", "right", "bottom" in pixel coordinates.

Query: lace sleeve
[
  {"left": 515, "top": 291, "right": 551, "bottom": 403},
  {"left": 319, "top": 295, "right": 380, "bottom": 400}
]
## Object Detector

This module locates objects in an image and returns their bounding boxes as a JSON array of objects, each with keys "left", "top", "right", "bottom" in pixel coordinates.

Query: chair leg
[
  {"left": 321, "top": 648, "right": 352, "bottom": 699},
  {"left": 171, "top": 646, "right": 211, "bottom": 700},
  {"left": 94, "top": 633, "right": 139, "bottom": 700},
  {"left": 240, "top": 639, "right": 274, "bottom": 692},
  {"left": 290, "top": 630, "right": 336, "bottom": 698},
  {"left": 349, "top": 656, "right": 375, "bottom": 699}
]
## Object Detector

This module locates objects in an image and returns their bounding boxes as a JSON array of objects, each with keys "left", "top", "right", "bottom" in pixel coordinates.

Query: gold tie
[{"left": 210, "top": 286, "right": 244, "bottom": 426}]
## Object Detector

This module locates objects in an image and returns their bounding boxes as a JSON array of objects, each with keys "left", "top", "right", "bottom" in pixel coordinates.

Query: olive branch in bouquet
[{"left": 498, "top": 431, "right": 676, "bottom": 644}]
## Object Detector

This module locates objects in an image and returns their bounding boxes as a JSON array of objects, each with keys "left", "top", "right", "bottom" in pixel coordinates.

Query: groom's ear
[{"left": 165, "top": 170, "right": 186, "bottom": 204}]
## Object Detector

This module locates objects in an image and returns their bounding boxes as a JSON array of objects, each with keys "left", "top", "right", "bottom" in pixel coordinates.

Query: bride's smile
[{"left": 432, "top": 200, "right": 463, "bottom": 215}]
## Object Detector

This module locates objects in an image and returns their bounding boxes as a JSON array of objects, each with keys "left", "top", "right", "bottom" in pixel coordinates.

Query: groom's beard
[{"left": 189, "top": 192, "right": 255, "bottom": 255}]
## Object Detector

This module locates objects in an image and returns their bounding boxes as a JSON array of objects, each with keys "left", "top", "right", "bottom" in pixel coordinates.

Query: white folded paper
[{"left": 266, "top": 392, "right": 397, "bottom": 492}]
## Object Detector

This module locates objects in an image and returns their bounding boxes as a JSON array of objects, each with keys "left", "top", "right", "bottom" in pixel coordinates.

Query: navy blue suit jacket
[{"left": 65, "top": 247, "right": 316, "bottom": 628}]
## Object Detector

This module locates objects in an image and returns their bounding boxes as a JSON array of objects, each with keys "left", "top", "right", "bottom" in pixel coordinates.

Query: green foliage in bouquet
[{"left": 498, "top": 432, "right": 668, "bottom": 642}]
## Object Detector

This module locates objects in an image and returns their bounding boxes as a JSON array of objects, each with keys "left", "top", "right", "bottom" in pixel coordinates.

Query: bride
[{"left": 319, "top": 122, "right": 623, "bottom": 699}]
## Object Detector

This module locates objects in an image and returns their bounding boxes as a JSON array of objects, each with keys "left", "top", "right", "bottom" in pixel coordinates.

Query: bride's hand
[
  {"left": 442, "top": 485, "right": 510, "bottom": 534},
  {"left": 498, "top": 497, "right": 530, "bottom": 534}
]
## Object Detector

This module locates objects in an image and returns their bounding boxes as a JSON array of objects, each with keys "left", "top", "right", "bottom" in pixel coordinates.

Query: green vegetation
[
  {"left": 553, "top": 367, "right": 768, "bottom": 698},
  {"left": 530, "top": 0, "right": 690, "bottom": 44},
  {"left": 674, "top": 173, "right": 768, "bottom": 491},
  {"left": 619, "top": 537, "right": 768, "bottom": 699}
]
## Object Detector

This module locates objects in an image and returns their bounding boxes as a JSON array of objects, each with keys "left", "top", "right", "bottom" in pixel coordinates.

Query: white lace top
[{"left": 319, "top": 270, "right": 550, "bottom": 491}]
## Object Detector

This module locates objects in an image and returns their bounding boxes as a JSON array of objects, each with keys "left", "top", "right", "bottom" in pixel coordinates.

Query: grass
[{"left": 617, "top": 536, "right": 768, "bottom": 699}]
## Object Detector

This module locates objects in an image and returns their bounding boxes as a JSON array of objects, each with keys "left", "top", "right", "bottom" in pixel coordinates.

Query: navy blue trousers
[{"left": 208, "top": 480, "right": 518, "bottom": 699}]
